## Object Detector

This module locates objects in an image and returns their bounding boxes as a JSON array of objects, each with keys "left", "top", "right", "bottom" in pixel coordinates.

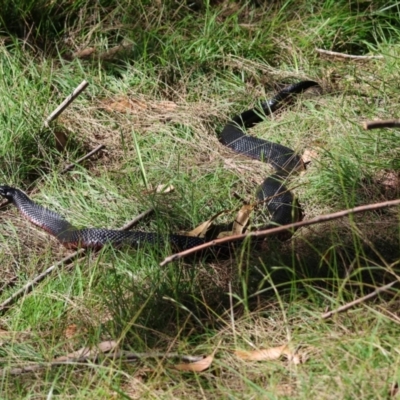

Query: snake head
[{"left": 0, "top": 185, "right": 16, "bottom": 201}]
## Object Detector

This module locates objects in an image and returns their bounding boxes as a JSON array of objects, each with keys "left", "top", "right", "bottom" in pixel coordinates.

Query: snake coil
[{"left": 0, "top": 80, "right": 320, "bottom": 251}]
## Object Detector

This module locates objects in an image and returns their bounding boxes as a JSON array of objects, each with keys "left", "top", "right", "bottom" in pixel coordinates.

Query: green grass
[{"left": 0, "top": 0, "right": 399, "bottom": 398}]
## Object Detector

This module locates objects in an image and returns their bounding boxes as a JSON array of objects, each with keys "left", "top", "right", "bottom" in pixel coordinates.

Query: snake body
[
  {"left": 0, "top": 186, "right": 207, "bottom": 250},
  {"left": 0, "top": 80, "right": 319, "bottom": 250}
]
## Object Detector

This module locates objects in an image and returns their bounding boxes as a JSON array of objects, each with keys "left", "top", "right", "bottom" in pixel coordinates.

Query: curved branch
[{"left": 159, "top": 198, "right": 400, "bottom": 266}]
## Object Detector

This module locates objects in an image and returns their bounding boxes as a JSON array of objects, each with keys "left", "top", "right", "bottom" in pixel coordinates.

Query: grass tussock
[{"left": 0, "top": 0, "right": 399, "bottom": 398}]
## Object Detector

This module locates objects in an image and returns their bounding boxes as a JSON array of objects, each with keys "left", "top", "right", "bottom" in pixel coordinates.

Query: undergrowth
[{"left": 0, "top": 0, "right": 399, "bottom": 399}]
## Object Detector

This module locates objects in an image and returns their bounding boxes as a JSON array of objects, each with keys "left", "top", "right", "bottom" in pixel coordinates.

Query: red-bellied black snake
[{"left": 0, "top": 81, "right": 320, "bottom": 251}]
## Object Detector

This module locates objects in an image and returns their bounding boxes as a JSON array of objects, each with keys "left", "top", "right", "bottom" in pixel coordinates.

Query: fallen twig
[
  {"left": 159, "top": 198, "right": 400, "bottom": 266},
  {"left": 0, "top": 250, "right": 85, "bottom": 312},
  {"left": 363, "top": 120, "right": 400, "bottom": 130},
  {"left": 1, "top": 350, "right": 204, "bottom": 376},
  {"left": 316, "top": 48, "right": 383, "bottom": 60},
  {"left": 0, "top": 208, "right": 154, "bottom": 313},
  {"left": 321, "top": 280, "right": 398, "bottom": 319},
  {"left": 120, "top": 207, "right": 154, "bottom": 230},
  {"left": 61, "top": 144, "right": 105, "bottom": 173},
  {"left": 44, "top": 80, "right": 89, "bottom": 127}
]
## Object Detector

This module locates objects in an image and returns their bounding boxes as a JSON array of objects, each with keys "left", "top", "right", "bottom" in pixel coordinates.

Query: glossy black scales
[
  {"left": 220, "top": 81, "right": 318, "bottom": 173},
  {"left": 220, "top": 80, "right": 319, "bottom": 227},
  {"left": 0, "top": 186, "right": 207, "bottom": 251}
]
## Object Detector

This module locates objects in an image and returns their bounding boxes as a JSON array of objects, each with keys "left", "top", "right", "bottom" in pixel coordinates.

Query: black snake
[{"left": 0, "top": 80, "right": 320, "bottom": 251}]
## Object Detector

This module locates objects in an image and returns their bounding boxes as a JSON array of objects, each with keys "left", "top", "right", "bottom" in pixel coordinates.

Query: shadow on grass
[{"left": 101, "top": 214, "right": 400, "bottom": 345}]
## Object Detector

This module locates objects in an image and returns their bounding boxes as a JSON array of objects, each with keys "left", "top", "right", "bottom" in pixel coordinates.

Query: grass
[{"left": 0, "top": 0, "right": 399, "bottom": 398}]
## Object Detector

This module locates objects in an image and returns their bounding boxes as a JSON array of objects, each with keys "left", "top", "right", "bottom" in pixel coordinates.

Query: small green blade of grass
[{"left": 131, "top": 129, "right": 149, "bottom": 190}]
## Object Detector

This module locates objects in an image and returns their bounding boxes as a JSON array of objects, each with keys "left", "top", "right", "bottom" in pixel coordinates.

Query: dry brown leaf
[
  {"left": 232, "top": 204, "right": 254, "bottom": 234},
  {"left": 144, "top": 184, "right": 175, "bottom": 194},
  {"left": 235, "top": 345, "right": 287, "bottom": 361},
  {"left": 174, "top": 355, "right": 213, "bottom": 372},
  {"left": 72, "top": 47, "right": 96, "bottom": 59},
  {"left": 186, "top": 219, "right": 214, "bottom": 238},
  {"left": 235, "top": 344, "right": 301, "bottom": 364},
  {"left": 155, "top": 184, "right": 175, "bottom": 194},
  {"left": 186, "top": 210, "right": 228, "bottom": 238},
  {"left": 55, "top": 340, "right": 118, "bottom": 361},
  {"left": 97, "top": 340, "right": 118, "bottom": 353}
]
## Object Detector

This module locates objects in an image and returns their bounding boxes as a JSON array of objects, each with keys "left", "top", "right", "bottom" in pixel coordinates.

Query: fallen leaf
[
  {"left": 186, "top": 210, "right": 229, "bottom": 238},
  {"left": 144, "top": 184, "right": 175, "bottom": 194},
  {"left": 235, "top": 344, "right": 302, "bottom": 364},
  {"left": 72, "top": 47, "right": 96, "bottom": 59},
  {"left": 97, "top": 340, "right": 118, "bottom": 353},
  {"left": 186, "top": 219, "right": 214, "bottom": 238},
  {"left": 55, "top": 340, "right": 118, "bottom": 361},
  {"left": 174, "top": 355, "right": 213, "bottom": 372},
  {"left": 232, "top": 204, "right": 254, "bottom": 234},
  {"left": 235, "top": 345, "right": 287, "bottom": 361},
  {"left": 155, "top": 184, "right": 174, "bottom": 194}
]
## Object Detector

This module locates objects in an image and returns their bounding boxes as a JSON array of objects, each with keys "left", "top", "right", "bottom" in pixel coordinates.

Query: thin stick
[
  {"left": 0, "top": 250, "right": 84, "bottom": 312},
  {"left": 61, "top": 144, "right": 105, "bottom": 173},
  {"left": 120, "top": 207, "right": 154, "bottom": 230},
  {"left": 159, "top": 198, "right": 400, "bottom": 267},
  {"left": 316, "top": 48, "right": 383, "bottom": 60},
  {"left": 363, "top": 120, "right": 400, "bottom": 130},
  {"left": 321, "top": 280, "right": 398, "bottom": 319},
  {"left": 2, "top": 351, "right": 204, "bottom": 376},
  {"left": 44, "top": 80, "right": 89, "bottom": 127},
  {"left": 0, "top": 209, "right": 154, "bottom": 313}
]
